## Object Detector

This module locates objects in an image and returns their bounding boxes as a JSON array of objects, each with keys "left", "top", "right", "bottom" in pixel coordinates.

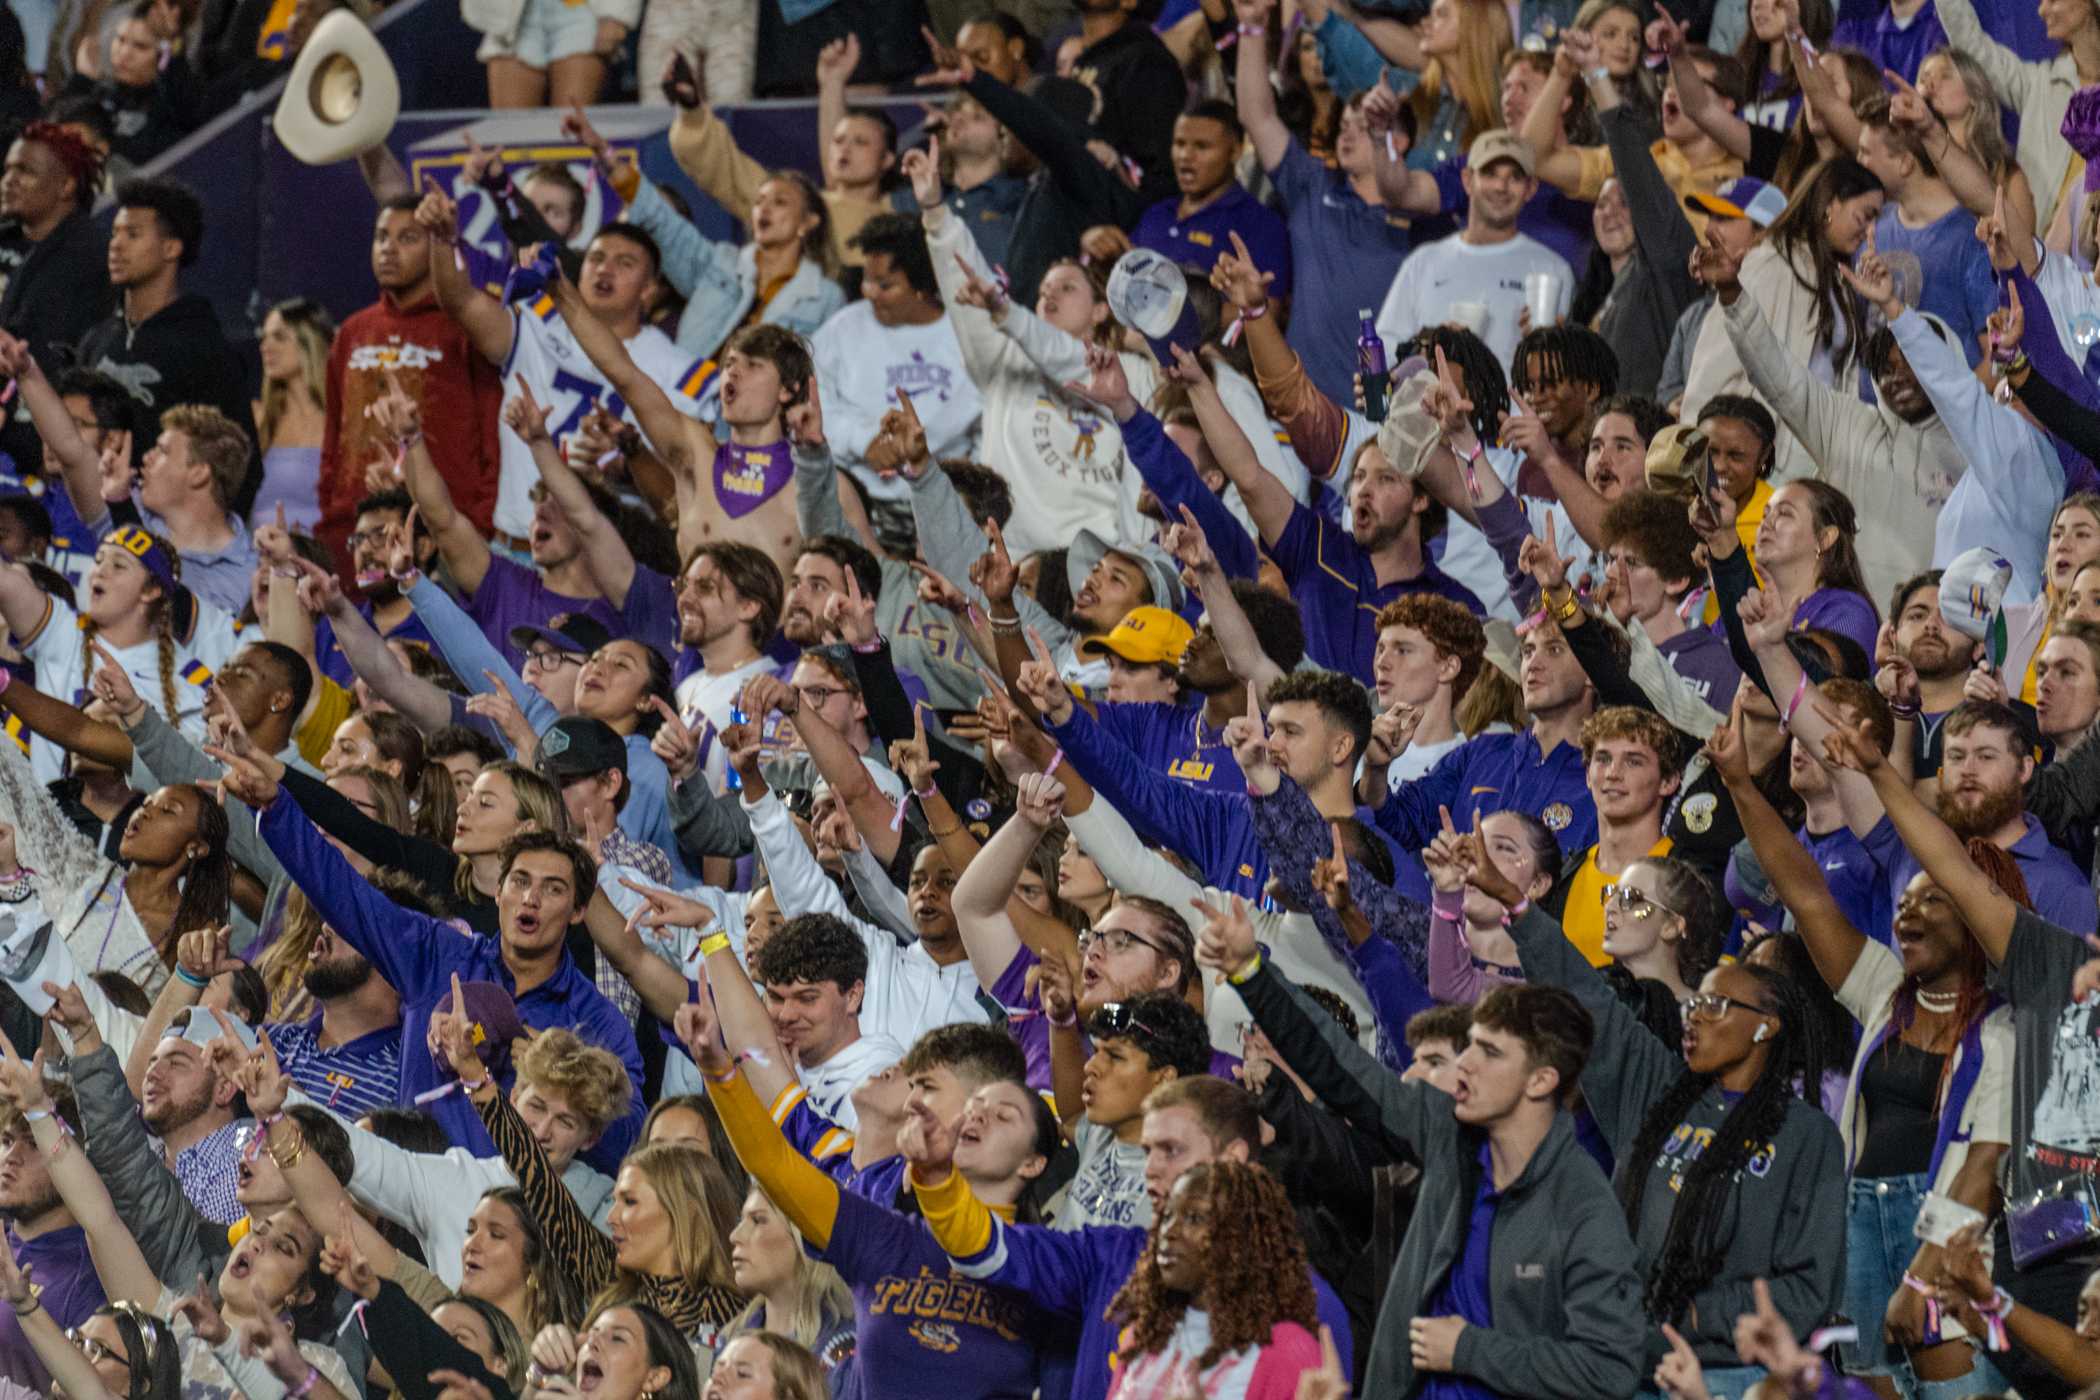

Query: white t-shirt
[
  {"left": 1057, "top": 1118, "right": 1150, "bottom": 1230},
  {"left": 23, "top": 596, "right": 241, "bottom": 782},
  {"left": 809, "top": 301, "right": 982, "bottom": 504},
  {"left": 499, "top": 304, "right": 708, "bottom": 537},
  {"left": 799, "top": 1029, "right": 905, "bottom": 1131},
  {"left": 1388, "top": 732, "right": 1464, "bottom": 789},
  {"left": 1375, "top": 231, "right": 1575, "bottom": 372},
  {"left": 674, "top": 653, "right": 782, "bottom": 795}
]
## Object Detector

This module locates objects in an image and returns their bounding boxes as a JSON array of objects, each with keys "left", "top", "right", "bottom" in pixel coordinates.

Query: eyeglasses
[
  {"left": 1680, "top": 992, "right": 1771, "bottom": 1024},
  {"left": 346, "top": 528, "right": 400, "bottom": 550},
  {"left": 524, "top": 648, "right": 582, "bottom": 672},
  {"left": 794, "top": 683, "right": 852, "bottom": 708},
  {"left": 1093, "top": 1001, "right": 1164, "bottom": 1039},
  {"left": 1611, "top": 885, "right": 1683, "bottom": 920},
  {"left": 68, "top": 1330, "right": 131, "bottom": 1372},
  {"left": 1078, "top": 926, "right": 1164, "bottom": 959}
]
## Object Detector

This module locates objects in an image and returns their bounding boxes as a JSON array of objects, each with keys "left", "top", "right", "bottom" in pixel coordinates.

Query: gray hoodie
[{"left": 1235, "top": 961, "right": 1648, "bottom": 1399}]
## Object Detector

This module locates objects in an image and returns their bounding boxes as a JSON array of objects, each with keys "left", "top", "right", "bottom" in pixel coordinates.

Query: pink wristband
[
  {"left": 1783, "top": 669, "right": 1810, "bottom": 726},
  {"left": 1044, "top": 749, "right": 1064, "bottom": 779}
]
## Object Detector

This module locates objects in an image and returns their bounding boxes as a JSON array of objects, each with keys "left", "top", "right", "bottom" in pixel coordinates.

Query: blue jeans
[
  {"left": 1844, "top": 1172, "right": 1931, "bottom": 1379},
  {"left": 1694, "top": 1364, "right": 1768, "bottom": 1399}
]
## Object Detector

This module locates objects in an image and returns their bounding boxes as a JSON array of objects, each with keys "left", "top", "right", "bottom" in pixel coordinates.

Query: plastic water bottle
[{"left": 1358, "top": 310, "right": 1390, "bottom": 422}]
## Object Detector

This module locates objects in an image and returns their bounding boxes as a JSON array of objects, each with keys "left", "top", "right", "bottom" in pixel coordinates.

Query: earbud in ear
[{"left": 1752, "top": 1023, "right": 1771, "bottom": 1043}]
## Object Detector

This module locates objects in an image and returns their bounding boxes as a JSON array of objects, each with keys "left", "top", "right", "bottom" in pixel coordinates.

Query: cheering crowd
[{"left": 17, "top": 0, "right": 2100, "bottom": 1395}]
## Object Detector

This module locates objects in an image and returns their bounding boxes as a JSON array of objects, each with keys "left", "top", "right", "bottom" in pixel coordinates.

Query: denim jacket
[{"left": 624, "top": 175, "right": 844, "bottom": 360}]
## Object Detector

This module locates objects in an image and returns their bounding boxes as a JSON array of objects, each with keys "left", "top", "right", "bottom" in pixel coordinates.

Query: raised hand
[
  {"left": 561, "top": 105, "right": 619, "bottom": 179},
  {"left": 1730, "top": 1278, "right": 1814, "bottom": 1384},
  {"left": 660, "top": 51, "right": 702, "bottom": 109},
  {"left": 1209, "top": 230, "right": 1275, "bottom": 312},
  {"left": 950, "top": 251, "right": 1010, "bottom": 319},
  {"left": 1654, "top": 1323, "right": 1712, "bottom": 1400},
  {"left": 1064, "top": 342, "right": 1137, "bottom": 419},
  {"left": 1837, "top": 227, "right": 1900, "bottom": 315},
  {"left": 870, "top": 390, "right": 927, "bottom": 475},
  {"left": 1189, "top": 893, "right": 1259, "bottom": 976},
  {"left": 888, "top": 707, "right": 941, "bottom": 795},
  {"left": 504, "top": 384, "right": 554, "bottom": 445},
  {"left": 1309, "top": 824, "right": 1354, "bottom": 913},
  {"left": 1987, "top": 281, "right": 2025, "bottom": 365},
  {"left": 175, "top": 922, "right": 244, "bottom": 988},
  {"left": 1976, "top": 180, "right": 2019, "bottom": 273},
  {"left": 203, "top": 741, "right": 282, "bottom": 811},
  {"left": 1422, "top": 345, "right": 1476, "bottom": 439},
  {"left": 429, "top": 973, "right": 485, "bottom": 1082},
  {"left": 1687, "top": 224, "right": 1743, "bottom": 292},
  {"left": 1816, "top": 706, "right": 1886, "bottom": 775},
  {"left": 0, "top": 1032, "right": 46, "bottom": 1112},
  {"left": 784, "top": 376, "right": 825, "bottom": 450},
  {"left": 1518, "top": 514, "right": 1575, "bottom": 597},
  {"left": 365, "top": 367, "right": 423, "bottom": 448},
  {"left": 320, "top": 1200, "right": 380, "bottom": 1301},
  {"left": 1358, "top": 73, "right": 1401, "bottom": 138},
  {"left": 1365, "top": 702, "right": 1422, "bottom": 769},
  {"left": 671, "top": 979, "right": 730, "bottom": 1074},
  {"left": 822, "top": 565, "right": 878, "bottom": 646},
  {"left": 40, "top": 980, "right": 102, "bottom": 1055},
  {"left": 1736, "top": 587, "right": 1788, "bottom": 649},
  {"left": 237, "top": 1303, "right": 311, "bottom": 1387},
  {"left": 897, "top": 1096, "right": 959, "bottom": 1170},
  {"left": 1015, "top": 626, "right": 1073, "bottom": 722},
  {"left": 1703, "top": 711, "right": 1755, "bottom": 786},
  {"left": 649, "top": 698, "right": 701, "bottom": 780},
  {"left": 414, "top": 177, "right": 458, "bottom": 242},
  {"left": 816, "top": 33, "right": 861, "bottom": 88},
  {"left": 89, "top": 641, "right": 145, "bottom": 721},
  {"left": 902, "top": 136, "right": 944, "bottom": 211},
  {"left": 969, "top": 517, "right": 1019, "bottom": 607},
  {"left": 1422, "top": 806, "right": 1475, "bottom": 896},
  {"left": 1013, "top": 770, "right": 1068, "bottom": 826},
  {"left": 1963, "top": 661, "right": 2010, "bottom": 706},
  {"left": 1459, "top": 812, "right": 1524, "bottom": 907},
  {"left": 722, "top": 720, "right": 766, "bottom": 793},
  {"left": 1033, "top": 946, "right": 1079, "bottom": 1023},
  {"left": 1161, "top": 503, "right": 1218, "bottom": 579},
  {"left": 1557, "top": 26, "right": 1599, "bottom": 75},
  {"left": 1291, "top": 1325, "right": 1351, "bottom": 1400},
  {"left": 909, "top": 560, "right": 971, "bottom": 616},
  {"left": 174, "top": 1272, "right": 230, "bottom": 1346},
  {"left": 1646, "top": 1, "right": 1688, "bottom": 55},
  {"left": 739, "top": 673, "right": 798, "bottom": 722},
  {"left": 1078, "top": 224, "right": 1133, "bottom": 265}
]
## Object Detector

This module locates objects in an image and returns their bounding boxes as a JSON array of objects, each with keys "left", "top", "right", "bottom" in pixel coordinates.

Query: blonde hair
[
  {"left": 723, "top": 1187, "right": 854, "bottom": 1351},
  {"left": 594, "top": 1143, "right": 740, "bottom": 1309},
  {"left": 452, "top": 760, "right": 566, "bottom": 899},
  {"left": 515, "top": 1028, "right": 633, "bottom": 1138},
  {"left": 256, "top": 298, "right": 335, "bottom": 451},
  {"left": 159, "top": 404, "right": 252, "bottom": 513},
  {"left": 81, "top": 531, "right": 179, "bottom": 724},
  {"left": 1411, "top": 0, "right": 1514, "bottom": 154},
  {"left": 725, "top": 1333, "right": 828, "bottom": 1400}
]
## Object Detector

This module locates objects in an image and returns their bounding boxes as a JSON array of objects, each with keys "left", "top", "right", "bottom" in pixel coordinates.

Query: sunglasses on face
[{"left": 1610, "top": 885, "right": 1682, "bottom": 920}]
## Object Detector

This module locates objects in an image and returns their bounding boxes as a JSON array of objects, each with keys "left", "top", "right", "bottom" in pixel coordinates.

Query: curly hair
[
  {"left": 1616, "top": 963, "right": 1835, "bottom": 1323},
  {"left": 1110, "top": 1161, "right": 1317, "bottom": 1369},
  {"left": 1086, "top": 990, "right": 1212, "bottom": 1078},
  {"left": 1601, "top": 490, "right": 1705, "bottom": 595},
  {"left": 1374, "top": 594, "right": 1486, "bottom": 701},
  {"left": 752, "top": 912, "right": 869, "bottom": 992},
  {"left": 515, "top": 1028, "right": 633, "bottom": 1140},
  {"left": 1579, "top": 705, "right": 1683, "bottom": 782}
]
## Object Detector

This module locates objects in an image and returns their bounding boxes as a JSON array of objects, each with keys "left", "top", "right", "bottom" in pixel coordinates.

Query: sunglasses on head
[{"left": 1094, "top": 1001, "right": 1164, "bottom": 1041}]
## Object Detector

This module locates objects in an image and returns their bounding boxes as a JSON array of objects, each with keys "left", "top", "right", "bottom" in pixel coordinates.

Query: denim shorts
[
  {"left": 1643, "top": 1363, "right": 1767, "bottom": 1399},
  {"left": 1844, "top": 1171, "right": 1931, "bottom": 1377},
  {"left": 477, "top": 0, "right": 600, "bottom": 67}
]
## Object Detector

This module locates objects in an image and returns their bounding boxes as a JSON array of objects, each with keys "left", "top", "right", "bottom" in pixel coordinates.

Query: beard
[
  {"left": 304, "top": 951, "right": 376, "bottom": 1001},
  {"left": 1936, "top": 779, "right": 2025, "bottom": 840},
  {"left": 142, "top": 1081, "right": 213, "bottom": 1137},
  {"left": 0, "top": 1178, "right": 60, "bottom": 1224},
  {"left": 1351, "top": 513, "right": 1408, "bottom": 554}
]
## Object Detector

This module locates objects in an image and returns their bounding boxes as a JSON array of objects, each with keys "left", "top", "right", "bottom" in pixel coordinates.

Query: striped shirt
[{"left": 265, "top": 1014, "right": 403, "bottom": 1118}]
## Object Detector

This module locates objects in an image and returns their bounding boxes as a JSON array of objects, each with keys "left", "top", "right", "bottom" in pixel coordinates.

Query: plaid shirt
[
  {"left": 172, "top": 1119, "right": 250, "bottom": 1225},
  {"left": 592, "top": 830, "right": 675, "bottom": 1020}
]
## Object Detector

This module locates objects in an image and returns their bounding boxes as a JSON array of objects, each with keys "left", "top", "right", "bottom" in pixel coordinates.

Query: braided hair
[
  {"left": 1616, "top": 963, "right": 1833, "bottom": 1324},
  {"left": 1406, "top": 325, "right": 1510, "bottom": 444},
  {"left": 1109, "top": 1161, "right": 1317, "bottom": 1369},
  {"left": 1511, "top": 323, "right": 1620, "bottom": 401},
  {"left": 81, "top": 530, "right": 183, "bottom": 721}
]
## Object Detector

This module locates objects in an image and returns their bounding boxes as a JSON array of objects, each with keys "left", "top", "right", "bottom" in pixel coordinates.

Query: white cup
[
  {"left": 1524, "top": 272, "right": 1561, "bottom": 328},
  {"left": 1448, "top": 300, "right": 1489, "bottom": 334}
]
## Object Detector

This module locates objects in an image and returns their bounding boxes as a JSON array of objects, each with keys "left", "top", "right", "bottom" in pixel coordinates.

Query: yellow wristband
[
  {"left": 1228, "top": 951, "right": 1263, "bottom": 985},
  {"left": 698, "top": 931, "right": 732, "bottom": 959}
]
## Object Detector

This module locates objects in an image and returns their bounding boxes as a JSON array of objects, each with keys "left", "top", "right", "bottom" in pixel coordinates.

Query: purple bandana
[
  {"left": 712, "top": 441, "right": 794, "bottom": 519},
  {"left": 105, "top": 524, "right": 178, "bottom": 593}
]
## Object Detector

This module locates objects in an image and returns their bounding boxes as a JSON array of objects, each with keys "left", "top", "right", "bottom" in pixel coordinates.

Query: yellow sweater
[{"left": 668, "top": 107, "right": 886, "bottom": 269}]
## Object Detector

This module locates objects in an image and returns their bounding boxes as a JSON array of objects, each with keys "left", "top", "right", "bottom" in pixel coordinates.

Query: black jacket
[
  {"left": 1067, "top": 21, "right": 1185, "bottom": 207},
  {"left": 77, "top": 291, "right": 256, "bottom": 503}
]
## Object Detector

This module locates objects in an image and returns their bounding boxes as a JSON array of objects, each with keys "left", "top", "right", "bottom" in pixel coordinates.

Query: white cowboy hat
[{"left": 272, "top": 9, "right": 401, "bottom": 166}]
